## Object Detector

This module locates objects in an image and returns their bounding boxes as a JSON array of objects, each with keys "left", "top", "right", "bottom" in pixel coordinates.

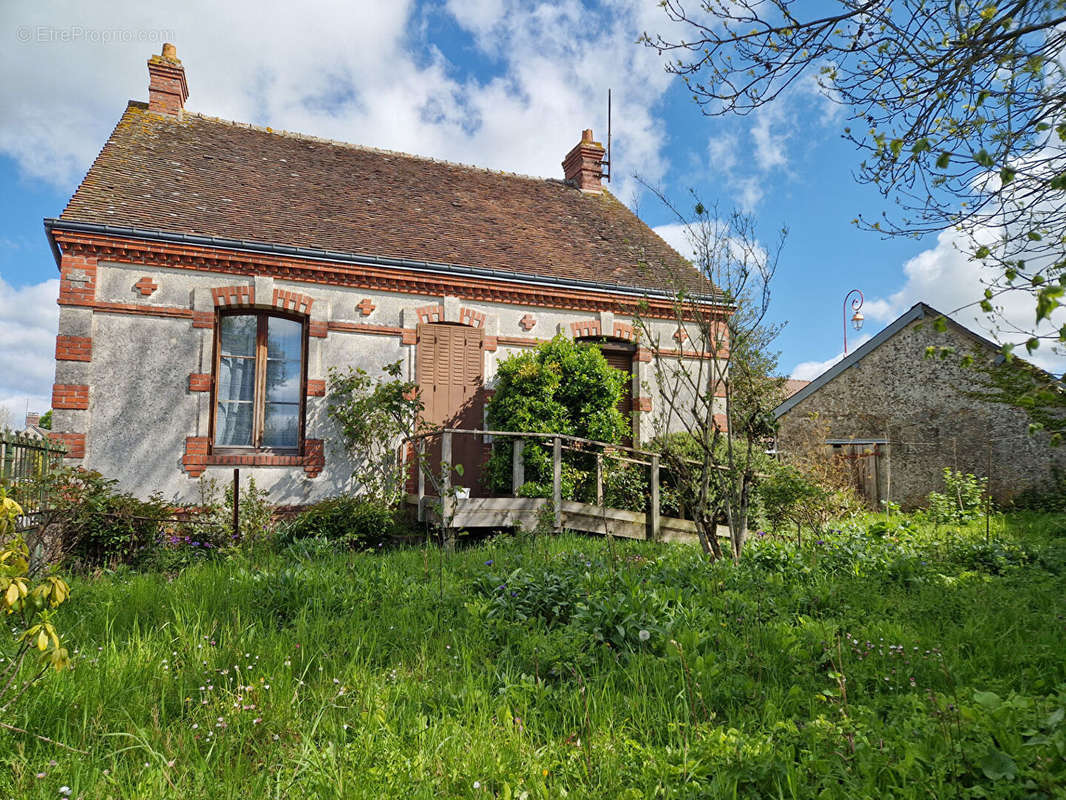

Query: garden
[{"left": 1, "top": 470, "right": 1064, "bottom": 798}]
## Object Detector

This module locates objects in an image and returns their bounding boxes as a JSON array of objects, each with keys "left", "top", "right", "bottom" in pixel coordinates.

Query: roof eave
[{"left": 45, "top": 217, "right": 728, "bottom": 306}]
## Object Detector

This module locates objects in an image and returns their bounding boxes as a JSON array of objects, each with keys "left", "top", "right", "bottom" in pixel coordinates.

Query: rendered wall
[{"left": 53, "top": 257, "right": 716, "bottom": 504}]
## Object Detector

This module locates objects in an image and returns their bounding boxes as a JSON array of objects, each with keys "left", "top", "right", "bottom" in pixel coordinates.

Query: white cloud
[
  {"left": 864, "top": 227, "right": 1066, "bottom": 374},
  {"left": 790, "top": 335, "right": 871, "bottom": 381},
  {"left": 0, "top": 0, "right": 678, "bottom": 205},
  {"left": 0, "top": 277, "right": 58, "bottom": 419}
]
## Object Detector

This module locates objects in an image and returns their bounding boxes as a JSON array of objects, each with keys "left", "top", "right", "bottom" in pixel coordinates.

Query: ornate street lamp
[{"left": 844, "top": 289, "right": 864, "bottom": 355}]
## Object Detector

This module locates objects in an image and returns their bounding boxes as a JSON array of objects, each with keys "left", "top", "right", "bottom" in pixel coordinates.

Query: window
[{"left": 213, "top": 311, "right": 306, "bottom": 451}]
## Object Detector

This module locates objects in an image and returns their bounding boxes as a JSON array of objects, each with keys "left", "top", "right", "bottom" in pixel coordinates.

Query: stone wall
[{"left": 776, "top": 316, "right": 1065, "bottom": 509}]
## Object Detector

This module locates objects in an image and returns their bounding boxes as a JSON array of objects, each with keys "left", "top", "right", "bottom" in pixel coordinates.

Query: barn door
[{"left": 417, "top": 323, "right": 486, "bottom": 495}]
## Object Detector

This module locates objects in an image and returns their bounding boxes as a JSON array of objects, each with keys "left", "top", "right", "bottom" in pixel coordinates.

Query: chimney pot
[
  {"left": 25, "top": 412, "right": 39, "bottom": 429},
  {"left": 147, "top": 44, "right": 189, "bottom": 117},
  {"left": 562, "top": 129, "right": 606, "bottom": 193}
]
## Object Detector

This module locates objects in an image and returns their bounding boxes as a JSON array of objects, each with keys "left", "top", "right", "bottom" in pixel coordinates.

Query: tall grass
[{"left": 2, "top": 513, "right": 1065, "bottom": 798}]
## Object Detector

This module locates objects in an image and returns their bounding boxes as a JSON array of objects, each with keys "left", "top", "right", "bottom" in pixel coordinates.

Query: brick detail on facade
[
  {"left": 571, "top": 319, "right": 601, "bottom": 338},
  {"left": 304, "top": 439, "right": 325, "bottom": 477},
  {"left": 309, "top": 320, "right": 328, "bottom": 338},
  {"left": 55, "top": 335, "right": 92, "bottom": 362},
  {"left": 188, "top": 373, "right": 211, "bottom": 392},
  {"left": 713, "top": 413, "right": 729, "bottom": 432},
  {"left": 635, "top": 348, "right": 652, "bottom": 362},
  {"left": 192, "top": 310, "right": 215, "bottom": 328},
  {"left": 401, "top": 329, "right": 417, "bottom": 345},
  {"left": 52, "top": 384, "right": 89, "bottom": 410},
  {"left": 483, "top": 336, "right": 498, "bottom": 352},
  {"left": 273, "top": 288, "right": 313, "bottom": 315},
  {"left": 306, "top": 379, "right": 326, "bottom": 397},
  {"left": 459, "top": 307, "right": 485, "bottom": 328},
  {"left": 633, "top": 397, "right": 652, "bottom": 413},
  {"left": 673, "top": 327, "right": 689, "bottom": 343},
  {"left": 613, "top": 322, "right": 636, "bottom": 341},
  {"left": 519, "top": 313, "right": 536, "bottom": 331},
  {"left": 184, "top": 438, "right": 325, "bottom": 478},
  {"left": 416, "top": 304, "right": 444, "bottom": 324},
  {"left": 212, "top": 285, "right": 254, "bottom": 306},
  {"left": 134, "top": 276, "right": 159, "bottom": 296},
  {"left": 58, "top": 254, "right": 98, "bottom": 305},
  {"left": 182, "top": 436, "right": 209, "bottom": 477},
  {"left": 48, "top": 432, "right": 85, "bottom": 459},
  {"left": 356, "top": 298, "right": 376, "bottom": 316}
]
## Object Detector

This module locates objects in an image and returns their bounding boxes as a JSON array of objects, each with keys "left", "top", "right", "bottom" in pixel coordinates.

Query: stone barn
[
  {"left": 45, "top": 45, "right": 724, "bottom": 505},
  {"left": 774, "top": 302, "right": 1065, "bottom": 509}
]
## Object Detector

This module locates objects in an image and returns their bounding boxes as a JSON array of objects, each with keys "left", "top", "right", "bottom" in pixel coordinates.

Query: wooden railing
[{"left": 410, "top": 428, "right": 668, "bottom": 539}]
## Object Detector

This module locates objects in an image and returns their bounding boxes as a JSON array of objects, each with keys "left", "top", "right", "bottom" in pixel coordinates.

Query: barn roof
[{"left": 54, "top": 101, "right": 705, "bottom": 297}]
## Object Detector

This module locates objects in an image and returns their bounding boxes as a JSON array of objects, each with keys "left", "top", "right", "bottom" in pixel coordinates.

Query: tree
[
  {"left": 635, "top": 193, "right": 787, "bottom": 561},
  {"left": 643, "top": 1, "right": 1066, "bottom": 362}
]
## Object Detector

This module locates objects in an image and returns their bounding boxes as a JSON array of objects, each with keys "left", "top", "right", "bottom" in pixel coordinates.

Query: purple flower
[
  {"left": 816, "top": 540, "right": 824, "bottom": 545},
  {"left": 485, "top": 560, "right": 493, "bottom": 566}
]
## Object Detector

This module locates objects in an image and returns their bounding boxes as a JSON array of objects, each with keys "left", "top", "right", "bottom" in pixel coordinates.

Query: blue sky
[{"left": 1, "top": 0, "right": 1061, "bottom": 420}]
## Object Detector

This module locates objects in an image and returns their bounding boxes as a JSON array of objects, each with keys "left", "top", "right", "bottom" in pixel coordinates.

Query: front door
[{"left": 417, "top": 323, "right": 486, "bottom": 495}]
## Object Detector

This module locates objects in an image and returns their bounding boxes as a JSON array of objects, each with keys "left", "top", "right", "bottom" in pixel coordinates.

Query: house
[
  {"left": 46, "top": 44, "right": 724, "bottom": 504},
  {"left": 773, "top": 301, "right": 1066, "bottom": 508}
]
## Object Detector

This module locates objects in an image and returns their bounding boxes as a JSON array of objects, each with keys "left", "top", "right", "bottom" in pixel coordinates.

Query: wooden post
[
  {"left": 552, "top": 436, "right": 562, "bottom": 533},
  {"left": 232, "top": 468, "right": 240, "bottom": 541},
  {"left": 511, "top": 438, "right": 525, "bottom": 497},
  {"left": 441, "top": 431, "right": 454, "bottom": 548},
  {"left": 416, "top": 439, "right": 426, "bottom": 522},
  {"left": 647, "top": 455, "right": 660, "bottom": 541},
  {"left": 595, "top": 452, "right": 604, "bottom": 506}
]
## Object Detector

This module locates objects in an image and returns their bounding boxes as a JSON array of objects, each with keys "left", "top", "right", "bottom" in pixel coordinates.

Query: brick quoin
[
  {"left": 182, "top": 436, "right": 209, "bottom": 477},
  {"left": 633, "top": 397, "right": 653, "bottom": 413},
  {"left": 48, "top": 432, "right": 85, "bottom": 459},
  {"left": 192, "top": 311, "right": 215, "bottom": 329},
  {"left": 52, "top": 384, "right": 89, "bottom": 410},
  {"left": 306, "top": 379, "right": 326, "bottom": 397},
  {"left": 304, "top": 439, "right": 325, "bottom": 477},
  {"left": 55, "top": 336, "right": 92, "bottom": 362},
  {"left": 57, "top": 254, "right": 98, "bottom": 305},
  {"left": 188, "top": 373, "right": 211, "bottom": 392}
]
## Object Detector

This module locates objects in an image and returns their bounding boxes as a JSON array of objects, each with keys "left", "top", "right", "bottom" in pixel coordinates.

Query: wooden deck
[{"left": 409, "top": 494, "right": 728, "bottom": 545}]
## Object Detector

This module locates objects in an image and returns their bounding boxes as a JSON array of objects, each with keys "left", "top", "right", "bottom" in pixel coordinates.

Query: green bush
[
  {"left": 484, "top": 335, "right": 628, "bottom": 497},
  {"left": 16, "top": 467, "right": 173, "bottom": 568},
  {"left": 281, "top": 497, "right": 396, "bottom": 550},
  {"left": 925, "top": 468, "right": 988, "bottom": 524}
]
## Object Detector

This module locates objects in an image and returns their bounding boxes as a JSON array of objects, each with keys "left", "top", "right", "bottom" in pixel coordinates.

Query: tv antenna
[{"left": 602, "top": 89, "right": 612, "bottom": 183}]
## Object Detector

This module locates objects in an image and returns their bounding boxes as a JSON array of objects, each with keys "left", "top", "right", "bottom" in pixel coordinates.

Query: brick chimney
[
  {"left": 147, "top": 43, "right": 189, "bottom": 117},
  {"left": 562, "top": 129, "right": 605, "bottom": 193},
  {"left": 25, "top": 412, "right": 39, "bottom": 428}
]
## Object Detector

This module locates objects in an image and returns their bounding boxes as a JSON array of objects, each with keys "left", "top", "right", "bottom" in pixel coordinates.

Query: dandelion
[
  {"left": 638, "top": 629, "right": 651, "bottom": 641},
  {"left": 473, "top": 781, "right": 481, "bottom": 789},
  {"left": 59, "top": 788, "right": 71, "bottom": 797}
]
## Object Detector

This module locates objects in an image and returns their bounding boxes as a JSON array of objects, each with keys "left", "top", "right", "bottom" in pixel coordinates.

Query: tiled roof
[
  {"left": 782, "top": 379, "right": 810, "bottom": 398},
  {"left": 60, "top": 102, "right": 703, "bottom": 294}
]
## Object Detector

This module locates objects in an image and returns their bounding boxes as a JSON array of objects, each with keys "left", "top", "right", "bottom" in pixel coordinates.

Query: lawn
[{"left": 3, "top": 513, "right": 1065, "bottom": 798}]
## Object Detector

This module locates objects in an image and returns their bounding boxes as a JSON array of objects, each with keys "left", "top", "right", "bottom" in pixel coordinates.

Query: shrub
[
  {"left": 16, "top": 467, "right": 172, "bottom": 568},
  {"left": 281, "top": 497, "right": 396, "bottom": 550},
  {"left": 484, "top": 336, "right": 628, "bottom": 497},
  {"left": 925, "top": 468, "right": 988, "bottom": 524}
]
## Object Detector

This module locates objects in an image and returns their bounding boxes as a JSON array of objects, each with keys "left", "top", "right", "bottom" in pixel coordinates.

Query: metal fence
[{"left": 0, "top": 429, "right": 66, "bottom": 486}]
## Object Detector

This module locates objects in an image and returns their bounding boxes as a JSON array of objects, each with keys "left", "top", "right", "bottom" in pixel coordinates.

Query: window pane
[
  {"left": 217, "top": 357, "right": 256, "bottom": 402},
  {"left": 219, "top": 315, "right": 257, "bottom": 356},
  {"left": 265, "top": 359, "right": 301, "bottom": 403},
  {"left": 262, "top": 403, "right": 299, "bottom": 448},
  {"left": 216, "top": 401, "right": 253, "bottom": 446},
  {"left": 267, "top": 317, "right": 302, "bottom": 360}
]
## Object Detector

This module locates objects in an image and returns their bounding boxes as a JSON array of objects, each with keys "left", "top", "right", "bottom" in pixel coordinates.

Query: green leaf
[
  {"left": 936, "top": 152, "right": 951, "bottom": 168},
  {"left": 1027, "top": 230, "right": 1042, "bottom": 241},
  {"left": 1025, "top": 337, "right": 1039, "bottom": 354},
  {"left": 1035, "top": 285, "right": 1064, "bottom": 323},
  {"left": 999, "top": 167, "right": 1015, "bottom": 185},
  {"left": 978, "top": 749, "right": 1017, "bottom": 781},
  {"left": 974, "top": 149, "right": 994, "bottom": 167},
  {"left": 975, "top": 246, "right": 991, "bottom": 259},
  {"left": 974, "top": 690, "right": 1003, "bottom": 711},
  {"left": 934, "top": 317, "right": 947, "bottom": 332},
  {"left": 1050, "top": 173, "right": 1066, "bottom": 190}
]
